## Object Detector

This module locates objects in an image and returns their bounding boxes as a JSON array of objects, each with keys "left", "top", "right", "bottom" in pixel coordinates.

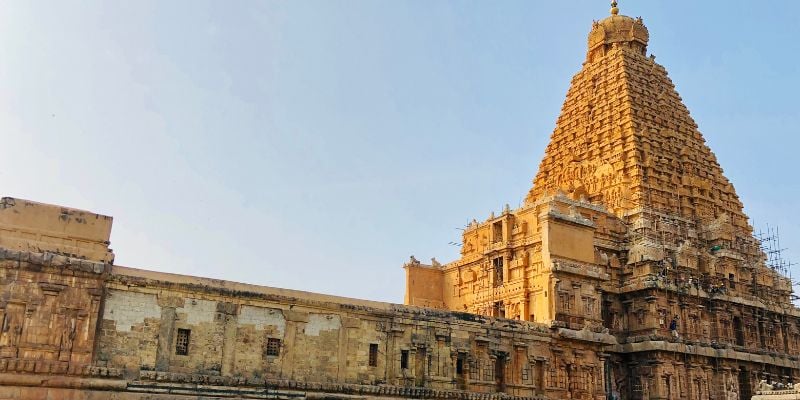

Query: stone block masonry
[{"left": 94, "top": 265, "right": 592, "bottom": 397}]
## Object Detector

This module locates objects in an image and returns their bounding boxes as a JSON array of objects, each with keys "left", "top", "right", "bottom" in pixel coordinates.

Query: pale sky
[{"left": 1, "top": 1, "right": 799, "bottom": 303}]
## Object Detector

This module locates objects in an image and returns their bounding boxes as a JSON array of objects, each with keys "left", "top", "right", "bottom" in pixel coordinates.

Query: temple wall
[
  {"left": 0, "top": 247, "right": 615, "bottom": 400},
  {"left": 94, "top": 266, "right": 610, "bottom": 397}
]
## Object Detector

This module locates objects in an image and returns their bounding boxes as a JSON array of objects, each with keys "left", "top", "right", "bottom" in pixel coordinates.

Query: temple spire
[{"left": 610, "top": 0, "right": 619, "bottom": 15}]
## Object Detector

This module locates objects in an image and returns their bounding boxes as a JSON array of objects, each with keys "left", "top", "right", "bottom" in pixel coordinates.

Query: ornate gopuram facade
[
  {"left": 405, "top": 3, "right": 800, "bottom": 400},
  {"left": 0, "top": 5, "right": 798, "bottom": 400}
]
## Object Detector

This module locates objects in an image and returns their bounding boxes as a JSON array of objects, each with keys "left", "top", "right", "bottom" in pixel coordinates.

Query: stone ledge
[
  {"left": 618, "top": 277, "right": 800, "bottom": 317},
  {"left": 550, "top": 258, "right": 609, "bottom": 281},
  {"left": 0, "top": 372, "right": 127, "bottom": 390},
  {"left": 0, "top": 359, "right": 122, "bottom": 378},
  {"left": 557, "top": 328, "right": 618, "bottom": 345},
  {"left": 611, "top": 341, "right": 800, "bottom": 368},
  {"left": 0, "top": 247, "right": 107, "bottom": 275},
  {"left": 136, "top": 371, "right": 548, "bottom": 400}
]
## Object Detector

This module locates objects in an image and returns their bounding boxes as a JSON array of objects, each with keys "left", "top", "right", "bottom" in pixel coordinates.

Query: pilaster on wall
[
  {"left": 154, "top": 308, "right": 177, "bottom": 371},
  {"left": 219, "top": 302, "right": 239, "bottom": 376},
  {"left": 281, "top": 309, "right": 307, "bottom": 380}
]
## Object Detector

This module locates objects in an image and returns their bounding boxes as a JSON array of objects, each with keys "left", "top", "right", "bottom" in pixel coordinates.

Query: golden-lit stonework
[
  {"left": 406, "top": 3, "right": 800, "bottom": 399},
  {"left": 0, "top": 4, "right": 798, "bottom": 400},
  {"left": 408, "top": 0, "right": 791, "bottom": 323}
]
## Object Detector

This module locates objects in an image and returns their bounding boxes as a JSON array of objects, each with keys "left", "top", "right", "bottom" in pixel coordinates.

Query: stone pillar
[
  {"left": 336, "top": 322, "right": 348, "bottom": 381},
  {"left": 679, "top": 304, "right": 688, "bottom": 339},
  {"left": 709, "top": 304, "right": 721, "bottom": 342},
  {"left": 781, "top": 322, "right": 790, "bottom": 352},
  {"left": 717, "top": 367, "right": 732, "bottom": 400},
  {"left": 155, "top": 296, "right": 184, "bottom": 372},
  {"left": 218, "top": 302, "right": 239, "bottom": 376},
  {"left": 646, "top": 296, "right": 658, "bottom": 334},
  {"left": 387, "top": 325, "right": 403, "bottom": 384},
  {"left": 549, "top": 276, "right": 556, "bottom": 322},
  {"left": 536, "top": 358, "right": 547, "bottom": 394},
  {"left": 411, "top": 344, "right": 427, "bottom": 387},
  {"left": 450, "top": 351, "right": 457, "bottom": 380},
  {"left": 0, "top": 306, "right": 5, "bottom": 351},
  {"left": 339, "top": 317, "right": 360, "bottom": 383},
  {"left": 521, "top": 293, "right": 530, "bottom": 321},
  {"left": 154, "top": 307, "right": 177, "bottom": 371},
  {"left": 503, "top": 253, "right": 511, "bottom": 286},
  {"left": 703, "top": 366, "right": 714, "bottom": 400},
  {"left": 282, "top": 310, "right": 309, "bottom": 380},
  {"left": 21, "top": 307, "right": 35, "bottom": 347},
  {"left": 490, "top": 354, "right": 500, "bottom": 392},
  {"left": 387, "top": 326, "right": 395, "bottom": 384},
  {"left": 598, "top": 353, "right": 609, "bottom": 397},
  {"left": 650, "top": 362, "right": 663, "bottom": 399},
  {"left": 675, "top": 361, "right": 685, "bottom": 398},
  {"left": 85, "top": 288, "right": 104, "bottom": 365}
]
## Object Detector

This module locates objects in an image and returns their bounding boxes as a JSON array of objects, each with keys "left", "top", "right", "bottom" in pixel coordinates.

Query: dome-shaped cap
[{"left": 588, "top": 2, "right": 649, "bottom": 52}]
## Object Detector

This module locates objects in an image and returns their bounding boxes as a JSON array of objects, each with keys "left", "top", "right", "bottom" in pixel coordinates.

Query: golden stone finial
[{"left": 610, "top": 0, "right": 619, "bottom": 15}]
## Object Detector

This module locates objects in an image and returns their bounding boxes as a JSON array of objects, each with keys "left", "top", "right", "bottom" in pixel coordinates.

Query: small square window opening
[
  {"left": 176, "top": 329, "right": 190, "bottom": 356},
  {"left": 266, "top": 338, "right": 281, "bottom": 357}
]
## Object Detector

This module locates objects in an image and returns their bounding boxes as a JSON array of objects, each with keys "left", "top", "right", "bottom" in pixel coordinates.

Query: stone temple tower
[{"left": 406, "top": 2, "right": 800, "bottom": 398}]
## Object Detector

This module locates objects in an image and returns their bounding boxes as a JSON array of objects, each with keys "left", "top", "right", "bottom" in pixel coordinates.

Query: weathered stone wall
[
  {"left": 0, "top": 245, "right": 616, "bottom": 399},
  {"left": 92, "top": 266, "right": 612, "bottom": 399}
]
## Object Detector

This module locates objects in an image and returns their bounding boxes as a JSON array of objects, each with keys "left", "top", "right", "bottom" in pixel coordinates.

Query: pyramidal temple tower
[
  {"left": 527, "top": 3, "right": 747, "bottom": 227},
  {"left": 406, "top": 3, "right": 800, "bottom": 398}
]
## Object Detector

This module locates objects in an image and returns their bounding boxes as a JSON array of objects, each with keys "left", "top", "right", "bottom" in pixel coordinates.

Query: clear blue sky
[{"left": 1, "top": 1, "right": 799, "bottom": 303}]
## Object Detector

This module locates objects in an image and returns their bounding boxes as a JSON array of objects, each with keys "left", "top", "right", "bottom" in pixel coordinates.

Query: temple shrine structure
[{"left": 405, "top": 2, "right": 800, "bottom": 399}]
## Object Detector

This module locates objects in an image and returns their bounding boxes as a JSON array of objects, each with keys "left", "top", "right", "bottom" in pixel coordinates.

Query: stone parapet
[
  {"left": 109, "top": 265, "right": 553, "bottom": 337},
  {"left": 0, "top": 197, "right": 114, "bottom": 263}
]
